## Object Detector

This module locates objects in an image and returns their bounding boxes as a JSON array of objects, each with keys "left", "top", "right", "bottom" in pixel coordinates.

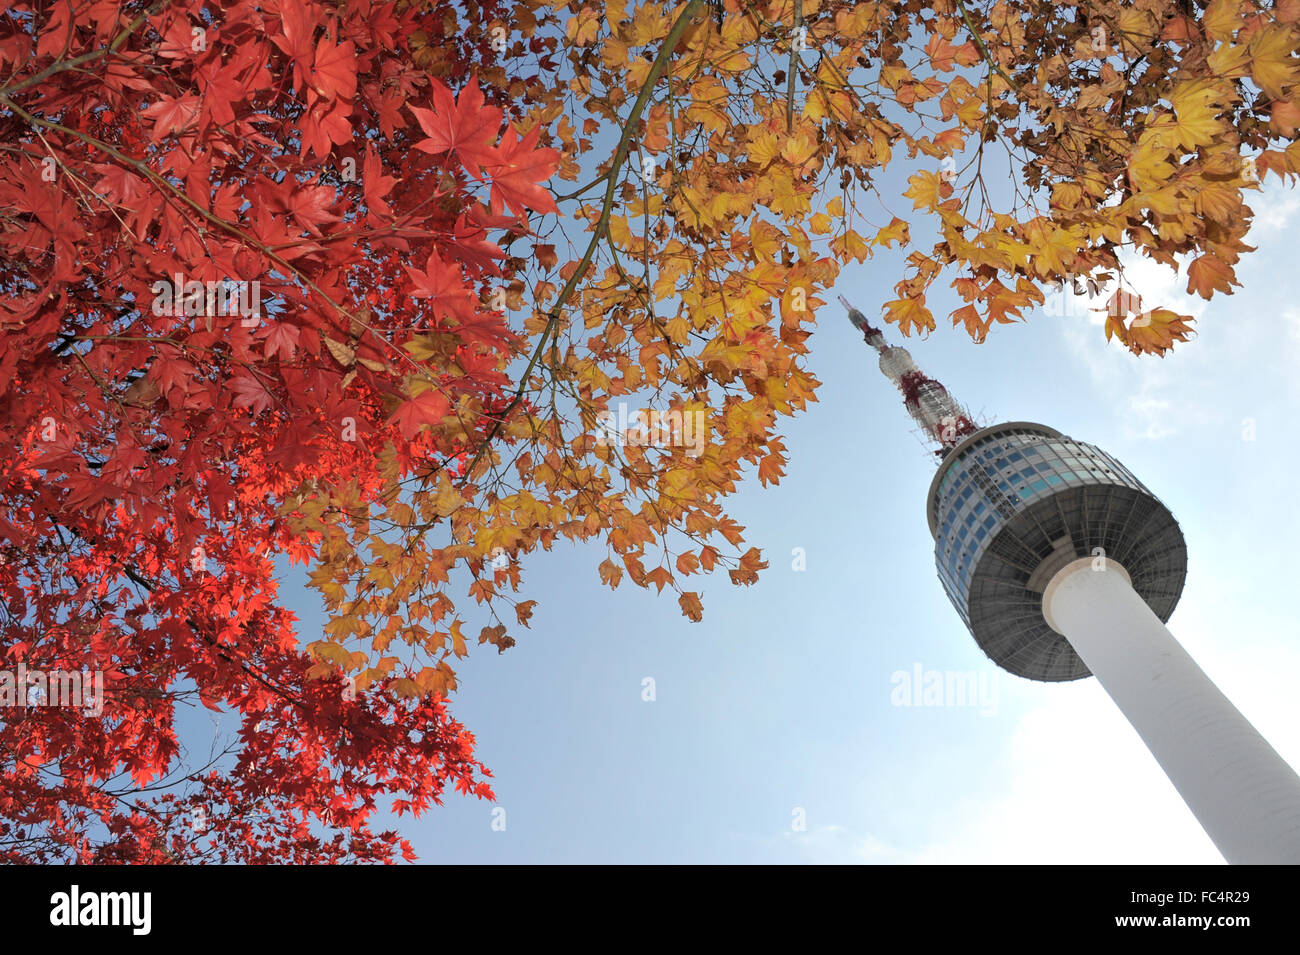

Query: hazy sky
[{"left": 248, "top": 178, "right": 1300, "bottom": 864}]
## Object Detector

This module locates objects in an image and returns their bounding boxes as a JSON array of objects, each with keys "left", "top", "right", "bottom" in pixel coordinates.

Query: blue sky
[{"left": 249, "top": 178, "right": 1300, "bottom": 864}]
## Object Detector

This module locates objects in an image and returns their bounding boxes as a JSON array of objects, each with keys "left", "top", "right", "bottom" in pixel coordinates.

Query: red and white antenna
[{"left": 840, "top": 294, "right": 978, "bottom": 455}]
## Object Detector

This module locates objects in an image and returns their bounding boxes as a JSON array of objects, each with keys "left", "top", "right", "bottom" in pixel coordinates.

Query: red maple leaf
[
  {"left": 299, "top": 101, "right": 353, "bottom": 159},
  {"left": 149, "top": 354, "right": 198, "bottom": 398},
  {"left": 196, "top": 60, "right": 246, "bottom": 129},
  {"left": 405, "top": 249, "right": 476, "bottom": 322},
  {"left": 262, "top": 321, "right": 300, "bottom": 360},
  {"left": 482, "top": 124, "right": 560, "bottom": 217},
  {"left": 448, "top": 213, "right": 505, "bottom": 273},
  {"left": 311, "top": 35, "right": 356, "bottom": 102},
  {"left": 362, "top": 143, "right": 396, "bottom": 220},
  {"left": 287, "top": 183, "right": 341, "bottom": 236},
  {"left": 373, "top": 86, "right": 405, "bottom": 140},
  {"left": 389, "top": 389, "right": 451, "bottom": 438},
  {"left": 447, "top": 310, "right": 516, "bottom": 352},
  {"left": 408, "top": 78, "right": 502, "bottom": 177},
  {"left": 142, "top": 94, "right": 199, "bottom": 141},
  {"left": 270, "top": 0, "right": 317, "bottom": 93},
  {"left": 229, "top": 374, "right": 275, "bottom": 415}
]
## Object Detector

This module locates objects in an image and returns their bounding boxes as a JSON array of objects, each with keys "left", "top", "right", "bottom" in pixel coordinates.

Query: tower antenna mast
[{"left": 839, "top": 295, "right": 977, "bottom": 456}]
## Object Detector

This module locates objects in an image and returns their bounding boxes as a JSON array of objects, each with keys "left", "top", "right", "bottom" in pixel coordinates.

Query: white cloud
[
  {"left": 1284, "top": 306, "right": 1300, "bottom": 345},
  {"left": 1247, "top": 186, "right": 1300, "bottom": 237}
]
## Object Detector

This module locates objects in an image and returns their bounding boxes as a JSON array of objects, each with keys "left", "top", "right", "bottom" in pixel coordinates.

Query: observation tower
[{"left": 843, "top": 296, "right": 1300, "bottom": 864}]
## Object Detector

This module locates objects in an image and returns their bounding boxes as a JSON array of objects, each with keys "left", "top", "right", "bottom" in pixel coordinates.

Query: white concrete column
[{"left": 1043, "top": 557, "right": 1300, "bottom": 864}]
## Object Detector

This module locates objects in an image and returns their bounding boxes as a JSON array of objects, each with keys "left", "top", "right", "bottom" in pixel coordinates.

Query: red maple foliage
[{"left": 0, "top": 0, "right": 558, "bottom": 862}]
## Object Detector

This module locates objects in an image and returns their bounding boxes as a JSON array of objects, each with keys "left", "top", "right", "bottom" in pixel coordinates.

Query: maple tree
[
  {"left": 2, "top": 0, "right": 1298, "bottom": 863},
  {"left": 0, "top": 0, "right": 559, "bottom": 862}
]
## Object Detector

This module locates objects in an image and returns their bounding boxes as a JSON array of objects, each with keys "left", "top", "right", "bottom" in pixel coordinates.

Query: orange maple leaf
[{"left": 1186, "top": 253, "right": 1239, "bottom": 299}]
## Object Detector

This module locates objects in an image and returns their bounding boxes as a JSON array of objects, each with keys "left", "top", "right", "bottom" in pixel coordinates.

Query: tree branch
[
  {"left": 786, "top": 0, "right": 803, "bottom": 131},
  {"left": 461, "top": 0, "right": 707, "bottom": 484}
]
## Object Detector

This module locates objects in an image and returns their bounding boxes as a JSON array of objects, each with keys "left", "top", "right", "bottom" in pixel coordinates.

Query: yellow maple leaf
[
  {"left": 1249, "top": 25, "right": 1300, "bottom": 99},
  {"left": 873, "top": 217, "right": 910, "bottom": 247},
  {"left": 600, "top": 37, "right": 629, "bottom": 70},
  {"left": 748, "top": 128, "right": 782, "bottom": 166},
  {"left": 1167, "top": 79, "right": 1231, "bottom": 150},
  {"left": 884, "top": 297, "right": 935, "bottom": 335},
  {"left": 780, "top": 128, "right": 819, "bottom": 167},
  {"left": 903, "top": 170, "right": 944, "bottom": 210},
  {"left": 608, "top": 214, "right": 634, "bottom": 248},
  {"left": 565, "top": 10, "right": 600, "bottom": 46},
  {"left": 950, "top": 304, "right": 985, "bottom": 340},
  {"left": 1204, "top": 0, "right": 1243, "bottom": 41},
  {"left": 1107, "top": 308, "right": 1196, "bottom": 356},
  {"left": 831, "top": 229, "right": 871, "bottom": 263},
  {"left": 450, "top": 620, "right": 468, "bottom": 658}
]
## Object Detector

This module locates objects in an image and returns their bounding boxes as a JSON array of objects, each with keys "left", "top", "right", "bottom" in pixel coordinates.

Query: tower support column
[{"left": 1043, "top": 557, "right": 1300, "bottom": 864}]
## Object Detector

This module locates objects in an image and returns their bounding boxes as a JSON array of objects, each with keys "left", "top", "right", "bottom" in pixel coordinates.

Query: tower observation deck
[
  {"left": 844, "top": 297, "right": 1300, "bottom": 864},
  {"left": 926, "top": 421, "right": 1187, "bottom": 681}
]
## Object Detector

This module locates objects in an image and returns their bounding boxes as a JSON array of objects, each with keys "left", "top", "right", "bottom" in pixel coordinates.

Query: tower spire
[{"left": 839, "top": 295, "right": 978, "bottom": 456}]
